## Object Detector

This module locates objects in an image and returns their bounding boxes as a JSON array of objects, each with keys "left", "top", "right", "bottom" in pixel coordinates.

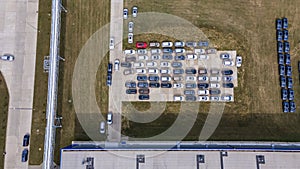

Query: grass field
[
  {"left": 0, "top": 72, "right": 9, "bottom": 169},
  {"left": 121, "top": 0, "right": 300, "bottom": 141}
]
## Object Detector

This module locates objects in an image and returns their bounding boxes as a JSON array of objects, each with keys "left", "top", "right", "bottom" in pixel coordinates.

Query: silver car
[
  {"left": 128, "top": 22, "right": 134, "bottom": 33},
  {"left": 0, "top": 54, "right": 14, "bottom": 61},
  {"left": 128, "top": 33, "right": 133, "bottom": 44},
  {"left": 132, "top": 6, "right": 138, "bottom": 17}
]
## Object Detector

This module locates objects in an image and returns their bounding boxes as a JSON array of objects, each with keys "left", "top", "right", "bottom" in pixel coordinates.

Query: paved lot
[{"left": 0, "top": 0, "right": 39, "bottom": 168}]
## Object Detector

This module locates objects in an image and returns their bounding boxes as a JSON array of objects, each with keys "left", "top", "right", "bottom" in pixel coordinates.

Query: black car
[
  {"left": 283, "top": 29, "right": 288, "bottom": 41},
  {"left": 175, "top": 55, "right": 185, "bottom": 60},
  {"left": 185, "top": 68, "right": 197, "bottom": 74},
  {"left": 149, "top": 82, "right": 160, "bottom": 88},
  {"left": 280, "top": 75, "right": 286, "bottom": 88},
  {"left": 221, "top": 69, "right": 233, "bottom": 75},
  {"left": 139, "top": 88, "right": 150, "bottom": 94},
  {"left": 23, "top": 134, "right": 30, "bottom": 147},
  {"left": 137, "top": 75, "right": 147, "bottom": 81},
  {"left": 148, "top": 76, "right": 159, "bottom": 81},
  {"left": 210, "top": 89, "right": 221, "bottom": 95},
  {"left": 278, "top": 53, "right": 284, "bottom": 65},
  {"left": 283, "top": 101, "right": 289, "bottom": 113},
  {"left": 276, "top": 30, "right": 283, "bottom": 41},
  {"left": 21, "top": 149, "right": 28, "bottom": 162},
  {"left": 277, "top": 41, "right": 283, "bottom": 53},
  {"left": 276, "top": 18, "right": 282, "bottom": 30},
  {"left": 290, "top": 102, "right": 296, "bottom": 113},
  {"left": 287, "top": 77, "right": 293, "bottom": 89},
  {"left": 107, "top": 63, "right": 113, "bottom": 73},
  {"left": 288, "top": 89, "right": 294, "bottom": 100},
  {"left": 161, "top": 83, "right": 172, "bottom": 88},
  {"left": 139, "top": 95, "right": 149, "bottom": 100},
  {"left": 285, "top": 54, "right": 290, "bottom": 65},
  {"left": 125, "top": 81, "right": 136, "bottom": 88},
  {"left": 279, "top": 64, "right": 285, "bottom": 76},
  {"left": 223, "top": 83, "right": 234, "bottom": 88},
  {"left": 198, "top": 83, "right": 209, "bottom": 89},
  {"left": 286, "top": 65, "right": 292, "bottom": 77},
  {"left": 126, "top": 89, "right": 137, "bottom": 94},
  {"left": 284, "top": 41, "right": 290, "bottom": 53},
  {"left": 282, "top": 17, "right": 288, "bottom": 29},
  {"left": 138, "top": 82, "right": 148, "bottom": 88},
  {"left": 281, "top": 88, "right": 288, "bottom": 100},
  {"left": 106, "top": 74, "right": 112, "bottom": 86}
]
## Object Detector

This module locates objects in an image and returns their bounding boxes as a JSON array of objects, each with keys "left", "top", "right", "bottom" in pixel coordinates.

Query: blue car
[
  {"left": 185, "top": 68, "right": 197, "bottom": 74},
  {"left": 199, "top": 41, "right": 209, "bottom": 47},
  {"left": 285, "top": 54, "right": 290, "bottom": 65},
  {"left": 126, "top": 89, "right": 137, "bottom": 94},
  {"left": 276, "top": 19, "right": 282, "bottom": 30},
  {"left": 175, "top": 55, "right": 185, "bottom": 60},
  {"left": 106, "top": 74, "right": 112, "bottom": 86},
  {"left": 286, "top": 65, "right": 292, "bottom": 77},
  {"left": 283, "top": 101, "right": 289, "bottom": 113},
  {"left": 198, "top": 83, "right": 209, "bottom": 89},
  {"left": 223, "top": 83, "right": 234, "bottom": 88},
  {"left": 149, "top": 82, "right": 160, "bottom": 88},
  {"left": 282, "top": 17, "right": 288, "bottom": 29},
  {"left": 281, "top": 88, "right": 287, "bottom": 100},
  {"left": 287, "top": 77, "right": 293, "bottom": 89},
  {"left": 148, "top": 76, "right": 159, "bottom": 81},
  {"left": 279, "top": 64, "right": 285, "bottom": 76},
  {"left": 290, "top": 102, "right": 296, "bottom": 112},
  {"left": 125, "top": 81, "right": 136, "bottom": 88},
  {"left": 222, "top": 69, "right": 233, "bottom": 75},
  {"left": 280, "top": 76, "right": 286, "bottom": 88},
  {"left": 283, "top": 29, "right": 288, "bottom": 41},
  {"left": 161, "top": 83, "right": 172, "bottom": 88},
  {"left": 278, "top": 53, "right": 284, "bottom": 64},
  {"left": 139, "top": 95, "right": 149, "bottom": 100},
  {"left": 23, "top": 134, "right": 30, "bottom": 147},
  {"left": 137, "top": 75, "right": 147, "bottom": 81},
  {"left": 21, "top": 149, "right": 28, "bottom": 162},
  {"left": 288, "top": 89, "right": 294, "bottom": 100},
  {"left": 276, "top": 30, "right": 283, "bottom": 41},
  {"left": 162, "top": 48, "right": 173, "bottom": 53},
  {"left": 284, "top": 42, "right": 290, "bottom": 53},
  {"left": 137, "top": 82, "right": 148, "bottom": 88},
  {"left": 277, "top": 41, "right": 283, "bottom": 53},
  {"left": 107, "top": 63, "right": 113, "bottom": 74}
]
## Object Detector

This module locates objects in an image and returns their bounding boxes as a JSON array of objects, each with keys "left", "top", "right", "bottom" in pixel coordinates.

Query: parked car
[
  {"left": 151, "top": 48, "right": 161, "bottom": 54},
  {"left": 186, "top": 95, "right": 197, "bottom": 101},
  {"left": 185, "top": 68, "right": 197, "bottom": 74},
  {"left": 223, "top": 83, "right": 234, "bottom": 88},
  {"left": 175, "top": 48, "right": 185, "bottom": 53},
  {"left": 284, "top": 41, "right": 290, "bottom": 53},
  {"left": 137, "top": 75, "right": 147, "bottom": 81},
  {"left": 137, "top": 49, "right": 147, "bottom": 55},
  {"left": 21, "top": 149, "right": 29, "bottom": 162},
  {"left": 283, "top": 101, "right": 289, "bottom": 113},
  {"left": 281, "top": 88, "right": 288, "bottom": 100},
  {"left": 210, "top": 89, "right": 221, "bottom": 95},
  {"left": 288, "top": 89, "right": 294, "bottom": 100},
  {"left": 285, "top": 54, "right": 291, "bottom": 65},
  {"left": 123, "top": 69, "right": 133, "bottom": 75},
  {"left": 174, "top": 95, "right": 184, "bottom": 101},
  {"left": 287, "top": 77, "right": 293, "bottom": 89},
  {"left": 174, "top": 41, "right": 185, "bottom": 47},
  {"left": 186, "top": 54, "right": 197, "bottom": 60},
  {"left": 206, "top": 48, "right": 217, "bottom": 54},
  {"left": 173, "top": 83, "right": 184, "bottom": 88},
  {"left": 161, "top": 42, "right": 173, "bottom": 47},
  {"left": 121, "top": 62, "right": 132, "bottom": 68},
  {"left": 160, "top": 61, "right": 170, "bottom": 67},
  {"left": 278, "top": 53, "right": 284, "bottom": 65},
  {"left": 198, "top": 41, "right": 209, "bottom": 47},
  {"left": 199, "top": 96, "right": 209, "bottom": 101},
  {"left": 136, "top": 42, "right": 147, "bottom": 48},
  {"left": 128, "top": 22, "right": 134, "bottom": 33},
  {"left": 283, "top": 29, "right": 288, "bottom": 41},
  {"left": 128, "top": 33, "right": 133, "bottom": 43},
  {"left": 126, "top": 89, "right": 137, "bottom": 94},
  {"left": 107, "top": 63, "right": 113, "bottom": 74},
  {"left": 23, "top": 134, "right": 30, "bottom": 147},
  {"left": 148, "top": 68, "right": 159, "bottom": 74},
  {"left": 282, "top": 17, "right": 288, "bottom": 29},
  {"left": 123, "top": 8, "right": 128, "bottom": 19},
  {"left": 161, "top": 76, "right": 171, "bottom": 82},
  {"left": 276, "top": 18, "right": 282, "bottom": 30},
  {"left": 210, "top": 76, "right": 221, "bottom": 82},
  {"left": 223, "top": 76, "right": 233, "bottom": 82},
  {"left": 221, "top": 95, "right": 233, "bottom": 101},
  {"left": 148, "top": 76, "right": 159, "bottom": 81},
  {"left": 220, "top": 53, "right": 231, "bottom": 59},
  {"left": 107, "top": 112, "right": 113, "bottom": 124},
  {"left": 236, "top": 56, "right": 242, "bottom": 67},
  {"left": 133, "top": 62, "right": 144, "bottom": 67},
  {"left": 124, "top": 49, "right": 135, "bottom": 55},
  {"left": 184, "top": 90, "right": 195, "bottom": 95},
  {"left": 137, "top": 55, "right": 148, "bottom": 61},
  {"left": 138, "top": 82, "right": 148, "bottom": 88},
  {"left": 139, "top": 95, "right": 149, "bottom": 100},
  {"left": 151, "top": 55, "right": 160, "bottom": 60},
  {"left": 149, "top": 82, "right": 160, "bottom": 88},
  {"left": 114, "top": 59, "right": 120, "bottom": 71},
  {"left": 221, "top": 69, "right": 233, "bottom": 75},
  {"left": 173, "top": 69, "right": 184, "bottom": 74},
  {"left": 186, "top": 83, "right": 197, "bottom": 88},
  {"left": 209, "top": 83, "right": 220, "bottom": 88},
  {"left": 162, "top": 48, "right": 173, "bottom": 53},
  {"left": 162, "top": 55, "right": 173, "bottom": 60},
  {"left": 125, "top": 56, "right": 136, "bottom": 62},
  {"left": 199, "top": 54, "right": 209, "bottom": 60},
  {"left": 198, "top": 76, "right": 208, "bottom": 82},
  {"left": 223, "top": 60, "right": 234, "bottom": 66},
  {"left": 277, "top": 41, "right": 283, "bottom": 53},
  {"left": 149, "top": 42, "right": 160, "bottom": 47},
  {"left": 106, "top": 74, "right": 112, "bottom": 86},
  {"left": 280, "top": 75, "right": 286, "bottom": 88},
  {"left": 172, "top": 62, "right": 182, "bottom": 68},
  {"left": 173, "top": 76, "right": 183, "bottom": 81},
  {"left": 276, "top": 30, "right": 283, "bottom": 41},
  {"left": 175, "top": 55, "right": 185, "bottom": 60},
  {"left": 132, "top": 6, "right": 138, "bottom": 17},
  {"left": 186, "top": 76, "right": 197, "bottom": 81},
  {"left": 198, "top": 89, "right": 209, "bottom": 95},
  {"left": 279, "top": 64, "right": 285, "bottom": 76},
  {"left": 100, "top": 121, "right": 105, "bottom": 134},
  {"left": 185, "top": 41, "right": 197, "bottom": 47},
  {"left": 290, "top": 101, "right": 296, "bottom": 112},
  {"left": 198, "top": 83, "right": 209, "bottom": 89},
  {"left": 125, "top": 81, "right": 136, "bottom": 88},
  {"left": 146, "top": 61, "right": 157, "bottom": 67},
  {"left": 160, "top": 68, "right": 171, "bottom": 74},
  {"left": 210, "top": 96, "right": 220, "bottom": 101},
  {"left": 136, "top": 68, "right": 146, "bottom": 74},
  {"left": 161, "top": 83, "right": 172, "bottom": 88},
  {"left": 109, "top": 37, "right": 114, "bottom": 50},
  {"left": 139, "top": 88, "right": 149, "bottom": 94},
  {"left": 210, "top": 69, "right": 220, "bottom": 75},
  {"left": 286, "top": 65, "right": 292, "bottom": 77}
]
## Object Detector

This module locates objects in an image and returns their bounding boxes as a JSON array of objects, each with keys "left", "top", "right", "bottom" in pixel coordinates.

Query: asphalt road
[{"left": 0, "top": 0, "right": 39, "bottom": 168}]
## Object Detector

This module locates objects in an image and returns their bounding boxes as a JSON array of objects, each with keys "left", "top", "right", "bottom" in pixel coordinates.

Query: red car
[{"left": 136, "top": 42, "right": 147, "bottom": 49}]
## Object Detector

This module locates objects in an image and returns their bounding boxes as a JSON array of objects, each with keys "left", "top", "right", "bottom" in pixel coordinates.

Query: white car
[
  {"left": 223, "top": 60, "right": 234, "bottom": 66},
  {"left": 100, "top": 121, "right": 105, "bottom": 134},
  {"left": 210, "top": 96, "right": 220, "bottom": 101},
  {"left": 236, "top": 56, "right": 242, "bottom": 67},
  {"left": 151, "top": 55, "right": 160, "bottom": 60},
  {"left": 128, "top": 22, "right": 134, "bottom": 33},
  {"left": 173, "top": 83, "right": 184, "bottom": 88},
  {"left": 199, "top": 96, "right": 210, "bottom": 102},
  {"left": 161, "top": 76, "right": 171, "bottom": 82},
  {"left": 221, "top": 95, "right": 233, "bottom": 102},
  {"left": 210, "top": 83, "right": 220, "bottom": 88},
  {"left": 136, "top": 68, "right": 146, "bottom": 74},
  {"left": 124, "top": 49, "right": 136, "bottom": 55},
  {"left": 198, "top": 89, "right": 209, "bottom": 95},
  {"left": 138, "top": 55, "right": 148, "bottom": 60},
  {"left": 123, "top": 8, "right": 128, "bottom": 19},
  {"left": 194, "top": 48, "right": 206, "bottom": 54},
  {"left": 114, "top": 59, "right": 120, "bottom": 71},
  {"left": 149, "top": 42, "right": 160, "bottom": 47},
  {"left": 132, "top": 6, "right": 138, "bottom": 17},
  {"left": 160, "top": 61, "right": 170, "bottom": 67},
  {"left": 199, "top": 54, "right": 209, "bottom": 60},
  {"left": 0, "top": 54, "right": 14, "bottom": 61},
  {"left": 137, "top": 49, "right": 147, "bottom": 55},
  {"left": 128, "top": 33, "right": 133, "bottom": 44},
  {"left": 175, "top": 48, "right": 185, "bottom": 53},
  {"left": 160, "top": 68, "right": 171, "bottom": 74},
  {"left": 174, "top": 41, "right": 185, "bottom": 47},
  {"left": 210, "top": 76, "right": 221, "bottom": 82},
  {"left": 151, "top": 48, "right": 161, "bottom": 54},
  {"left": 206, "top": 48, "right": 217, "bottom": 54},
  {"left": 109, "top": 37, "right": 114, "bottom": 50},
  {"left": 174, "top": 95, "right": 184, "bottom": 101},
  {"left": 186, "top": 54, "right": 197, "bottom": 60},
  {"left": 220, "top": 53, "right": 231, "bottom": 59},
  {"left": 148, "top": 68, "right": 159, "bottom": 74},
  {"left": 186, "top": 76, "right": 196, "bottom": 81},
  {"left": 198, "top": 76, "right": 208, "bottom": 82},
  {"left": 133, "top": 62, "right": 144, "bottom": 67},
  {"left": 146, "top": 61, "right": 157, "bottom": 67},
  {"left": 173, "top": 76, "right": 183, "bottom": 81},
  {"left": 107, "top": 112, "right": 113, "bottom": 124},
  {"left": 161, "top": 42, "right": 173, "bottom": 47}
]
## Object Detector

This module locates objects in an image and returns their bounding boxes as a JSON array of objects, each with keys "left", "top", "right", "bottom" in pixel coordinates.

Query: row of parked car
[
  {"left": 276, "top": 17, "right": 296, "bottom": 113},
  {"left": 174, "top": 93, "right": 233, "bottom": 102},
  {"left": 21, "top": 134, "right": 30, "bottom": 162}
]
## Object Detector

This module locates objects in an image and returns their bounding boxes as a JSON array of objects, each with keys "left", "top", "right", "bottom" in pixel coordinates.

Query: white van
[{"left": 100, "top": 121, "right": 105, "bottom": 134}]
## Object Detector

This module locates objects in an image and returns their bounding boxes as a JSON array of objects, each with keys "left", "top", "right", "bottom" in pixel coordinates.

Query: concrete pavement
[{"left": 0, "top": 0, "right": 39, "bottom": 168}]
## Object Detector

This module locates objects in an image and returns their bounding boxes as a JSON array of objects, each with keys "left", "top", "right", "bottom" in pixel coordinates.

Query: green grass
[{"left": 0, "top": 72, "right": 9, "bottom": 169}]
